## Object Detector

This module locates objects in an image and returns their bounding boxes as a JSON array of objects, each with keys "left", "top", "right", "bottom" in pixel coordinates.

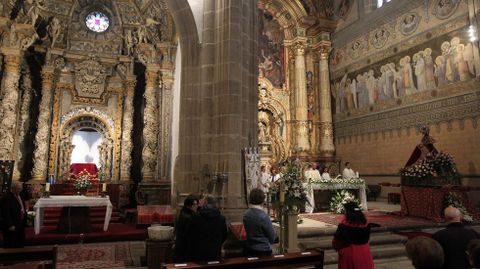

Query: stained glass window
[{"left": 85, "top": 11, "right": 110, "bottom": 33}]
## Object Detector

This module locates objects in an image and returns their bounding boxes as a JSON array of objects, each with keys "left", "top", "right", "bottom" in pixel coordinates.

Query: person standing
[
  {"left": 332, "top": 202, "right": 374, "bottom": 269},
  {"left": 259, "top": 165, "right": 271, "bottom": 194},
  {"left": 173, "top": 194, "right": 199, "bottom": 262},
  {"left": 243, "top": 188, "right": 277, "bottom": 256},
  {"left": 1, "top": 182, "right": 27, "bottom": 248},
  {"left": 303, "top": 163, "right": 320, "bottom": 214},
  {"left": 342, "top": 162, "right": 357, "bottom": 180},
  {"left": 432, "top": 206, "right": 479, "bottom": 269},
  {"left": 186, "top": 196, "right": 227, "bottom": 262},
  {"left": 321, "top": 167, "right": 331, "bottom": 180}
]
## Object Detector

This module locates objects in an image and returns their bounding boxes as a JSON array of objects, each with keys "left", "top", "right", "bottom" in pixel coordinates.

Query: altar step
[{"left": 42, "top": 206, "right": 120, "bottom": 227}]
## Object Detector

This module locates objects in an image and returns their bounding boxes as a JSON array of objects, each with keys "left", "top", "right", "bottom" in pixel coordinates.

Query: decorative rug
[
  {"left": 57, "top": 242, "right": 132, "bottom": 269},
  {"left": 302, "top": 211, "right": 437, "bottom": 229}
]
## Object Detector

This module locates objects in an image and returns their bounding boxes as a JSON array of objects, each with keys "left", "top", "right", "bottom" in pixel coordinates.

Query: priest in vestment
[{"left": 304, "top": 164, "right": 321, "bottom": 214}]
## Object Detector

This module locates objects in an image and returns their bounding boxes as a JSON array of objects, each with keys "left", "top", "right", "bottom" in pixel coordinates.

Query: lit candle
[
  {"left": 45, "top": 183, "right": 50, "bottom": 192},
  {"left": 102, "top": 183, "right": 107, "bottom": 192}
]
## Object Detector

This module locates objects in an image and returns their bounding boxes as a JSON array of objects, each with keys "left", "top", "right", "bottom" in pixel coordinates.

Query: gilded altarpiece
[{"left": 47, "top": 57, "right": 124, "bottom": 181}]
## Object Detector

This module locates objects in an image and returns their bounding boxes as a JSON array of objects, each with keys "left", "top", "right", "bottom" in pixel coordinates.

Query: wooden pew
[
  {"left": 162, "top": 249, "right": 324, "bottom": 269},
  {"left": 0, "top": 245, "right": 57, "bottom": 269}
]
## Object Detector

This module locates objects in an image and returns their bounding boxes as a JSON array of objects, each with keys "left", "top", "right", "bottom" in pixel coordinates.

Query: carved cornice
[{"left": 334, "top": 89, "right": 480, "bottom": 138}]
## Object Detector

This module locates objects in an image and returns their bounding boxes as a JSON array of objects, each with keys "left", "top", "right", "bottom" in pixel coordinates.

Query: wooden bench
[
  {"left": 162, "top": 249, "right": 324, "bottom": 269},
  {"left": 0, "top": 245, "right": 57, "bottom": 269}
]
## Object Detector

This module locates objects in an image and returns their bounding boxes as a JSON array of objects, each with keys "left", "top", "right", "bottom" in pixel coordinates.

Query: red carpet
[
  {"left": 57, "top": 241, "right": 131, "bottom": 269},
  {"left": 302, "top": 211, "right": 437, "bottom": 229},
  {"left": 23, "top": 223, "right": 147, "bottom": 246}
]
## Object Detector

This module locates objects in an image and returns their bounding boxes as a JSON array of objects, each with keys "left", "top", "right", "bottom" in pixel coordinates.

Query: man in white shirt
[
  {"left": 259, "top": 165, "right": 271, "bottom": 194},
  {"left": 342, "top": 162, "right": 357, "bottom": 179}
]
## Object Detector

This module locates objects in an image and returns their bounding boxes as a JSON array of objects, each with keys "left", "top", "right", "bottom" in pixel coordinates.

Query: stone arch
[{"left": 57, "top": 108, "right": 115, "bottom": 181}]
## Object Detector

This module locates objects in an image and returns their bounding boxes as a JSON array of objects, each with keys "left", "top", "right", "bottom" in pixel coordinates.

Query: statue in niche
[
  {"left": 25, "top": 0, "right": 46, "bottom": 26},
  {"left": 435, "top": 55, "right": 447, "bottom": 87},
  {"left": 423, "top": 48, "right": 436, "bottom": 89},
  {"left": 258, "top": 122, "right": 269, "bottom": 143},
  {"left": 47, "top": 17, "right": 61, "bottom": 48},
  {"left": 433, "top": 0, "right": 460, "bottom": 20},
  {"left": 122, "top": 29, "right": 136, "bottom": 56},
  {"left": 413, "top": 52, "right": 427, "bottom": 92},
  {"left": 400, "top": 13, "right": 420, "bottom": 36}
]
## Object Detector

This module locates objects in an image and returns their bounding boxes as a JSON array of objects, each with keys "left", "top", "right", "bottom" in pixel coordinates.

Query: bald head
[{"left": 444, "top": 206, "right": 462, "bottom": 222}]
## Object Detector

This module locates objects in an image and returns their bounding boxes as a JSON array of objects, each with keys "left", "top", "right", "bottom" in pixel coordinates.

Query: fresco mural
[
  {"left": 259, "top": 11, "right": 285, "bottom": 89},
  {"left": 331, "top": 28, "right": 476, "bottom": 114}
]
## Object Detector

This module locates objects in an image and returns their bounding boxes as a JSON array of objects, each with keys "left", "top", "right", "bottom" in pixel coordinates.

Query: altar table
[
  {"left": 33, "top": 195, "right": 112, "bottom": 234},
  {"left": 312, "top": 181, "right": 368, "bottom": 210}
]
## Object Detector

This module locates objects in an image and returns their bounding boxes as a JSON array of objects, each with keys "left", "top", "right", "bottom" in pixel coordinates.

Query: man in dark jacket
[
  {"left": 432, "top": 206, "right": 480, "bottom": 269},
  {"left": 174, "top": 194, "right": 199, "bottom": 262},
  {"left": 1, "top": 182, "right": 27, "bottom": 248},
  {"left": 185, "top": 196, "right": 227, "bottom": 262}
]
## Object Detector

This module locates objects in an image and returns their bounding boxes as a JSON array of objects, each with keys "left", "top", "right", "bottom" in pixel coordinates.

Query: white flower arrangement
[
  {"left": 329, "top": 190, "right": 362, "bottom": 214},
  {"left": 73, "top": 169, "right": 94, "bottom": 190}
]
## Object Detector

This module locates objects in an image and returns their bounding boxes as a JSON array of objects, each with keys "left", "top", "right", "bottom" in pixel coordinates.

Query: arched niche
[{"left": 57, "top": 109, "right": 115, "bottom": 181}]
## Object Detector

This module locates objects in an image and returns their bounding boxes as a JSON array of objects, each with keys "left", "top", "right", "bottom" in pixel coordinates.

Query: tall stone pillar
[
  {"left": 293, "top": 43, "right": 310, "bottom": 152},
  {"left": 120, "top": 77, "right": 136, "bottom": 181},
  {"left": 0, "top": 50, "right": 23, "bottom": 160},
  {"left": 142, "top": 64, "right": 159, "bottom": 182},
  {"left": 158, "top": 73, "right": 174, "bottom": 180},
  {"left": 318, "top": 45, "right": 335, "bottom": 158},
  {"left": 31, "top": 66, "right": 56, "bottom": 181}
]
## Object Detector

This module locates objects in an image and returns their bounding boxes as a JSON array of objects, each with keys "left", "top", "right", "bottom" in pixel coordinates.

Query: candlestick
[
  {"left": 45, "top": 183, "right": 50, "bottom": 192},
  {"left": 102, "top": 183, "right": 107, "bottom": 192}
]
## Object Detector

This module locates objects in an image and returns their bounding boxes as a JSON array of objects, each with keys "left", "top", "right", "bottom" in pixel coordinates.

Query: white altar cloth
[
  {"left": 33, "top": 195, "right": 112, "bottom": 235},
  {"left": 312, "top": 181, "right": 368, "bottom": 211}
]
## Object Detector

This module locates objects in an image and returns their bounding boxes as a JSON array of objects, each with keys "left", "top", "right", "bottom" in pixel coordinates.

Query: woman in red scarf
[{"left": 332, "top": 202, "right": 374, "bottom": 269}]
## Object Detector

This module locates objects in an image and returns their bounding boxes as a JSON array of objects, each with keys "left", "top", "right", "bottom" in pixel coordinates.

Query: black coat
[
  {"left": 174, "top": 207, "right": 196, "bottom": 262},
  {"left": 1, "top": 192, "right": 27, "bottom": 231},
  {"left": 185, "top": 207, "right": 227, "bottom": 262},
  {"left": 1, "top": 192, "right": 27, "bottom": 248},
  {"left": 432, "top": 222, "right": 480, "bottom": 269}
]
